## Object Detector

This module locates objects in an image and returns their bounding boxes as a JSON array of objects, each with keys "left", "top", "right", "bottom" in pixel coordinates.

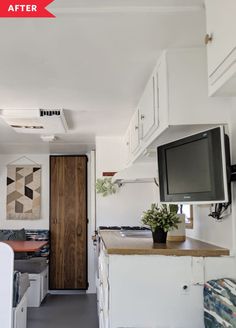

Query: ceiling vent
[{"left": 0, "top": 109, "right": 68, "bottom": 134}]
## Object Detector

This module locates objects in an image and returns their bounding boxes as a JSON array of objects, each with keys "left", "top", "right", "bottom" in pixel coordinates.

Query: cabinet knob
[
  {"left": 140, "top": 114, "right": 145, "bottom": 120},
  {"left": 205, "top": 33, "right": 213, "bottom": 45},
  {"left": 135, "top": 125, "right": 139, "bottom": 130},
  {"left": 126, "top": 142, "right": 129, "bottom": 146}
]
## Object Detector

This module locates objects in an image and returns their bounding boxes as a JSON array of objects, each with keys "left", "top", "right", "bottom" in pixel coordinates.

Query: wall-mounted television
[{"left": 157, "top": 126, "right": 231, "bottom": 204}]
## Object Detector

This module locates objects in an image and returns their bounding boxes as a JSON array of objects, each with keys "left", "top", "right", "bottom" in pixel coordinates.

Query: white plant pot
[{"left": 167, "top": 214, "right": 186, "bottom": 242}]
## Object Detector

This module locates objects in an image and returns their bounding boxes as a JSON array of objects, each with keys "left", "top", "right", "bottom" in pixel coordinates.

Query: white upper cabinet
[
  {"left": 205, "top": 0, "right": 236, "bottom": 96},
  {"left": 124, "top": 47, "right": 229, "bottom": 165}
]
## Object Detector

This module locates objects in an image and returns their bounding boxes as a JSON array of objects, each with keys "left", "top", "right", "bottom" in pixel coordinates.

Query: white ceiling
[{"left": 0, "top": 0, "right": 205, "bottom": 154}]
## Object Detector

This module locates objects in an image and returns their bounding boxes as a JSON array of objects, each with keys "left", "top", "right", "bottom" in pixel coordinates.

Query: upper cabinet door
[
  {"left": 205, "top": 0, "right": 236, "bottom": 95},
  {"left": 205, "top": 0, "right": 235, "bottom": 75},
  {"left": 123, "top": 128, "right": 131, "bottom": 165},
  {"left": 139, "top": 75, "right": 157, "bottom": 140},
  {"left": 130, "top": 110, "right": 140, "bottom": 154}
]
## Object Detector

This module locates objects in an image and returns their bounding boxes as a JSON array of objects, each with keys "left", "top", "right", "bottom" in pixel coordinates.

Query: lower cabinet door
[
  {"left": 13, "top": 293, "right": 27, "bottom": 328},
  {"left": 99, "top": 308, "right": 109, "bottom": 328},
  {"left": 40, "top": 267, "right": 49, "bottom": 302},
  {"left": 28, "top": 274, "right": 41, "bottom": 307}
]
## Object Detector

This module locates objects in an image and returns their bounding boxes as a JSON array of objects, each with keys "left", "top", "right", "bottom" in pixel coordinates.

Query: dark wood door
[{"left": 50, "top": 156, "right": 87, "bottom": 289}]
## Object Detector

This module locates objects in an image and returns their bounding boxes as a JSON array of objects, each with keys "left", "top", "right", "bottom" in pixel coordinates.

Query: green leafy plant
[
  {"left": 96, "top": 178, "right": 118, "bottom": 197},
  {"left": 169, "top": 204, "right": 179, "bottom": 214},
  {"left": 141, "top": 203, "right": 180, "bottom": 232}
]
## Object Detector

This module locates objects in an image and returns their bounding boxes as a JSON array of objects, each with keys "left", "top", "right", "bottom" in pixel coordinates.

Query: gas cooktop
[
  {"left": 99, "top": 226, "right": 150, "bottom": 231},
  {"left": 98, "top": 226, "right": 151, "bottom": 238}
]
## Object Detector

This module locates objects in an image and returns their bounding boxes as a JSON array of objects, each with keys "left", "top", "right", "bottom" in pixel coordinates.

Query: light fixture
[{"left": 40, "top": 135, "right": 57, "bottom": 142}]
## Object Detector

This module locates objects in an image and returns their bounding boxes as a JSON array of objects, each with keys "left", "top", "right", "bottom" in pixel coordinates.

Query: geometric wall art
[{"left": 6, "top": 165, "right": 41, "bottom": 220}]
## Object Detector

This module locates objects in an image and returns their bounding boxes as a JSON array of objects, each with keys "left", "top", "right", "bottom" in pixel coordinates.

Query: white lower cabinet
[
  {"left": 97, "top": 242, "right": 205, "bottom": 328},
  {"left": 28, "top": 274, "right": 41, "bottom": 307},
  {"left": 28, "top": 267, "right": 48, "bottom": 307},
  {"left": 98, "top": 242, "right": 109, "bottom": 328},
  {"left": 12, "top": 293, "right": 27, "bottom": 328},
  {"left": 40, "top": 267, "right": 48, "bottom": 302}
]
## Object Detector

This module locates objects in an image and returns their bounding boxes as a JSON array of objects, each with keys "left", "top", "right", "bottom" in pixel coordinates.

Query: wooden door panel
[{"left": 50, "top": 156, "right": 87, "bottom": 290}]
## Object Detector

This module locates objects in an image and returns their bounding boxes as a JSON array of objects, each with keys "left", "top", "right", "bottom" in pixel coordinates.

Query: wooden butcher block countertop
[{"left": 99, "top": 231, "right": 229, "bottom": 257}]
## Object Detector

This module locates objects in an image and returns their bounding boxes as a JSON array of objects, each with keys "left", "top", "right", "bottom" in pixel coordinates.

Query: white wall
[
  {"left": 186, "top": 100, "right": 236, "bottom": 254},
  {"left": 96, "top": 136, "right": 158, "bottom": 227},
  {"left": 229, "top": 99, "right": 236, "bottom": 254},
  {"left": 0, "top": 154, "right": 49, "bottom": 229},
  {"left": 0, "top": 152, "right": 96, "bottom": 293},
  {"left": 186, "top": 205, "right": 234, "bottom": 250}
]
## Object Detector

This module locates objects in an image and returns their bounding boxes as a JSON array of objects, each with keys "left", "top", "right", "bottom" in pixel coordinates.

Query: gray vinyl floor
[{"left": 27, "top": 294, "right": 99, "bottom": 328}]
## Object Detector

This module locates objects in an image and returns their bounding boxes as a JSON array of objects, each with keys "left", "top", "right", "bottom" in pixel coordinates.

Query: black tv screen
[{"left": 157, "top": 127, "right": 230, "bottom": 203}]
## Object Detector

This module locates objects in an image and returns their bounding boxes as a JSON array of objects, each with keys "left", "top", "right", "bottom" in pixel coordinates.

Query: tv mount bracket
[
  {"left": 230, "top": 164, "right": 236, "bottom": 181},
  {"left": 208, "top": 165, "right": 236, "bottom": 220}
]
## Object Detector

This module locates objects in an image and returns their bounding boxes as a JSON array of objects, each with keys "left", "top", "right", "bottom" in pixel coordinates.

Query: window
[{"left": 178, "top": 205, "right": 193, "bottom": 229}]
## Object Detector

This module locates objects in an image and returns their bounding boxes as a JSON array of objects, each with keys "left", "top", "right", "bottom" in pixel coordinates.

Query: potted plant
[
  {"left": 96, "top": 177, "right": 118, "bottom": 196},
  {"left": 141, "top": 204, "right": 180, "bottom": 243}
]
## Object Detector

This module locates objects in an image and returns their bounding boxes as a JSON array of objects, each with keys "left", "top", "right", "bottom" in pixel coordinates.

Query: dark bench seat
[{"left": 14, "top": 257, "right": 48, "bottom": 274}]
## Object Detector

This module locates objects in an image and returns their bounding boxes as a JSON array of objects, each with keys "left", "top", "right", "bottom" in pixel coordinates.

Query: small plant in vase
[
  {"left": 96, "top": 177, "right": 118, "bottom": 197},
  {"left": 141, "top": 204, "right": 181, "bottom": 243}
]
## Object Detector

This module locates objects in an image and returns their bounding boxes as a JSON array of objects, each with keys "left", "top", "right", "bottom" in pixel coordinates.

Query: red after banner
[{"left": 0, "top": 0, "right": 55, "bottom": 17}]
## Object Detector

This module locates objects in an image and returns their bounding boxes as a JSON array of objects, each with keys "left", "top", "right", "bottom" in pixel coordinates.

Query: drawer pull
[{"left": 21, "top": 308, "right": 24, "bottom": 312}]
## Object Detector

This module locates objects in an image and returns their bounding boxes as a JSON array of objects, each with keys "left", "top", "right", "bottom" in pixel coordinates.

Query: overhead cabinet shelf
[{"left": 125, "top": 48, "right": 229, "bottom": 165}]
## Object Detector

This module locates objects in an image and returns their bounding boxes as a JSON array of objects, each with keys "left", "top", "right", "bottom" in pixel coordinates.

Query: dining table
[{"left": 1, "top": 240, "right": 48, "bottom": 252}]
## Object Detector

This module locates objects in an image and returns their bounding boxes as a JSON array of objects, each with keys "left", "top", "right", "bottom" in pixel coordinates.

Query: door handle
[{"left": 77, "top": 225, "right": 82, "bottom": 237}]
